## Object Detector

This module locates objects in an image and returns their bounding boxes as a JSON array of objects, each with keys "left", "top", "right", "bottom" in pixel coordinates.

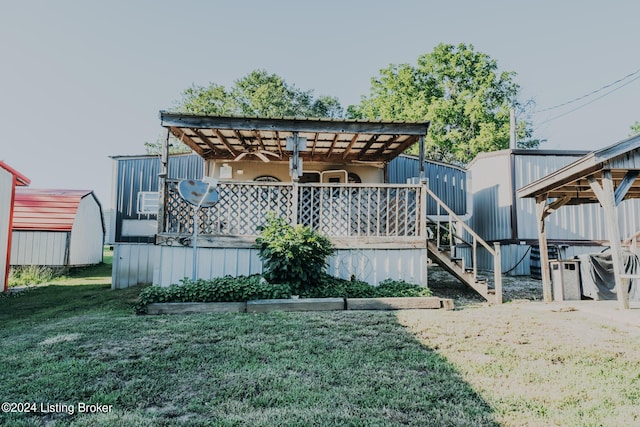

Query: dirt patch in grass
[
  {"left": 398, "top": 303, "right": 640, "bottom": 426},
  {"left": 428, "top": 266, "right": 543, "bottom": 305}
]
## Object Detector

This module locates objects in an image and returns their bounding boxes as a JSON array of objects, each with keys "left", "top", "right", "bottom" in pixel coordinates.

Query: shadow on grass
[{"left": 0, "top": 284, "right": 498, "bottom": 427}]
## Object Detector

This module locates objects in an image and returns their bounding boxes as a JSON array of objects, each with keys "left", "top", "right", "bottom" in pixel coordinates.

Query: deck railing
[{"left": 162, "top": 180, "right": 426, "bottom": 242}]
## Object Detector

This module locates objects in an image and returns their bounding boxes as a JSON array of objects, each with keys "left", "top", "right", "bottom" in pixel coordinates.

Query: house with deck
[{"left": 111, "top": 113, "right": 501, "bottom": 302}]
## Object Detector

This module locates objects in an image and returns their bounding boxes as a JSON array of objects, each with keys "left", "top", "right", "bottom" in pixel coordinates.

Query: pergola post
[
  {"left": 157, "top": 129, "right": 170, "bottom": 235},
  {"left": 535, "top": 196, "right": 553, "bottom": 303},
  {"left": 588, "top": 172, "right": 629, "bottom": 309}
]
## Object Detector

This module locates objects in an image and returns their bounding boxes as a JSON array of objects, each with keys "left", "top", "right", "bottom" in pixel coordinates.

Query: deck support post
[
  {"left": 157, "top": 129, "right": 170, "bottom": 235},
  {"left": 493, "top": 242, "right": 502, "bottom": 304},
  {"left": 535, "top": 196, "right": 553, "bottom": 303},
  {"left": 588, "top": 172, "right": 629, "bottom": 310}
]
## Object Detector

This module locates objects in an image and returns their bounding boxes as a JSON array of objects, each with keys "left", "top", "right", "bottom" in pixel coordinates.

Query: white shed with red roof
[
  {"left": 0, "top": 161, "right": 30, "bottom": 291},
  {"left": 10, "top": 189, "right": 104, "bottom": 267}
]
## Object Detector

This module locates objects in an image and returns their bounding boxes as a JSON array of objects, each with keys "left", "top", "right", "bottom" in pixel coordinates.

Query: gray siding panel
[
  {"left": 112, "top": 243, "right": 158, "bottom": 288},
  {"left": 114, "top": 154, "right": 203, "bottom": 242},
  {"left": 388, "top": 155, "right": 467, "bottom": 215}
]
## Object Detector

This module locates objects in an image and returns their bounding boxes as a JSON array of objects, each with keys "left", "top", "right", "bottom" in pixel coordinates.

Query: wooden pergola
[{"left": 518, "top": 134, "right": 640, "bottom": 309}]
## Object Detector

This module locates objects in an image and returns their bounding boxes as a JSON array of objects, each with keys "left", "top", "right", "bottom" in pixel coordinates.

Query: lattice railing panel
[
  {"left": 298, "top": 184, "right": 421, "bottom": 237},
  {"left": 165, "top": 180, "right": 294, "bottom": 235},
  {"left": 164, "top": 181, "right": 422, "bottom": 238}
]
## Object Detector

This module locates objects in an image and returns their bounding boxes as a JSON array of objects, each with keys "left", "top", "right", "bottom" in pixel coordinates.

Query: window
[{"left": 136, "top": 191, "right": 160, "bottom": 215}]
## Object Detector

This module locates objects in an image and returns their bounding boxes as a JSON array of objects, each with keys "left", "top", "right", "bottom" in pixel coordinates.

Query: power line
[
  {"left": 533, "top": 66, "right": 640, "bottom": 114},
  {"left": 537, "top": 73, "right": 640, "bottom": 125}
]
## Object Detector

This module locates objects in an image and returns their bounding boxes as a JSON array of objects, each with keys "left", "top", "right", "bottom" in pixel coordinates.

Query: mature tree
[
  {"left": 177, "top": 69, "right": 343, "bottom": 117},
  {"left": 348, "top": 43, "right": 539, "bottom": 164},
  {"left": 145, "top": 70, "right": 344, "bottom": 154},
  {"left": 630, "top": 121, "right": 640, "bottom": 136}
]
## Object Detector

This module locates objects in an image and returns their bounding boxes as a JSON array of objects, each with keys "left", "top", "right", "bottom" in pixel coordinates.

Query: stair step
[
  {"left": 437, "top": 245, "right": 451, "bottom": 252},
  {"left": 450, "top": 257, "right": 462, "bottom": 263}
]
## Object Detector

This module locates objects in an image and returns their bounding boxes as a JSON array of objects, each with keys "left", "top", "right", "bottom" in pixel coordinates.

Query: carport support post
[
  {"left": 535, "top": 196, "right": 553, "bottom": 303},
  {"left": 589, "top": 172, "right": 628, "bottom": 310}
]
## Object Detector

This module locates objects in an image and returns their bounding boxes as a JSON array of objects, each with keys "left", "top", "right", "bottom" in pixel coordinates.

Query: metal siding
[
  {"left": 112, "top": 243, "right": 159, "bottom": 288},
  {"left": 327, "top": 248, "right": 427, "bottom": 286},
  {"left": 10, "top": 231, "right": 67, "bottom": 266},
  {"left": 68, "top": 195, "right": 104, "bottom": 266},
  {"left": 388, "top": 155, "right": 467, "bottom": 216},
  {"left": 604, "top": 150, "right": 640, "bottom": 169},
  {"left": 153, "top": 246, "right": 262, "bottom": 287},
  {"left": 114, "top": 154, "right": 203, "bottom": 243},
  {"left": 468, "top": 154, "right": 512, "bottom": 241},
  {"left": 151, "top": 246, "right": 427, "bottom": 287},
  {"left": 514, "top": 154, "right": 608, "bottom": 240},
  {"left": 0, "top": 168, "right": 13, "bottom": 290}
]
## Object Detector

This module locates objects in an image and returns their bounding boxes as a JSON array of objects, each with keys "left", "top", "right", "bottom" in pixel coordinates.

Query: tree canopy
[
  {"left": 347, "top": 43, "right": 539, "bottom": 164},
  {"left": 177, "top": 69, "right": 343, "bottom": 118},
  {"left": 630, "top": 121, "right": 640, "bottom": 136}
]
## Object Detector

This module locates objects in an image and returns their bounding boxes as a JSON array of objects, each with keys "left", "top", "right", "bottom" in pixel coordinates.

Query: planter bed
[{"left": 145, "top": 297, "right": 454, "bottom": 315}]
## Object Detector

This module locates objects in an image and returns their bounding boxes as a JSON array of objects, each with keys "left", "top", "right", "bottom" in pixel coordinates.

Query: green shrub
[
  {"left": 135, "top": 275, "right": 291, "bottom": 314},
  {"left": 255, "top": 213, "right": 334, "bottom": 294},
  {"left": 301, "top": 274, "right": 431, "bottom": 299},
  {"left": 374, "top": 279, "right": 433, "bottom": 297}
]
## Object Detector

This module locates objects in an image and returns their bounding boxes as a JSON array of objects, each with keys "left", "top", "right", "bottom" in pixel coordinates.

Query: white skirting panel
[
  {"left": 112, "top": 243, "right": 159, "bottom": 289},
  {"left": 151, "top": 246, "right": 428, "bottom": 287},
  {"left": 327, "top": 248, "right": 428, "bottom": 286},
  {"left": 153, "top": 246, "right": 263, "bottom": 287}
]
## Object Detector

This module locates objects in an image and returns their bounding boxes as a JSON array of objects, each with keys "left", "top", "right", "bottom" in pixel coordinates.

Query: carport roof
[
  {"left": 159, "top": 112, "right": 429, "bottom": 163},
  {"left": 518, "top": 134, "right": 640, "bottom": 204}
]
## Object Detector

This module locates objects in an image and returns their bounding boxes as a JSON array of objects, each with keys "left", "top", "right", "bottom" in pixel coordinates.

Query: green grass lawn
[
  {"left": 0, "top": 284, "right": 495, "bottom": 426},
  {"left": 1, "top": 257, "right": 639, "bottom": 426}
]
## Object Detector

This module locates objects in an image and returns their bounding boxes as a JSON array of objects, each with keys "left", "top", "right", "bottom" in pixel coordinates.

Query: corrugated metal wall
[
  {"left": 113, "top": 154, "right": 203, "bottom": 243},
  {"left": 0, "top": 168, "right": 13, "bottom": 290},
  {"left": 514, "top": 154, "right": 609, "bottom": 240},
  {"left": 112, "top": 243, "right": 159, "bottom": 289},
  {"left": 467, "top": 153, "right": 513, "bottom": 241},
  {"left": 151, "top": 245, "right": 427, "bottom": 287},
  {"left": 10, "top": 231, "right": 68, "bottom": 266},
  {"left": 387, "top": 155, "right": 468, "bottom": 216}
]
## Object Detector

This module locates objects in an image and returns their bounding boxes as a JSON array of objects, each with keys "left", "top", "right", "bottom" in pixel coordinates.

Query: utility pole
[{"left": 510, "top": 108, "right": 517, "bottom": 149}]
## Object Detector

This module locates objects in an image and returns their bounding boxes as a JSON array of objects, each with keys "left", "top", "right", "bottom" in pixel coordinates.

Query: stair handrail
[{"left": 425, "top": 187, "right": 503, "bottom": 303}]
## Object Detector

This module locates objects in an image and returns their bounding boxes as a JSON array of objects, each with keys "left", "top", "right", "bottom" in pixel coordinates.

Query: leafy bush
[
  {"left": 255, "top": 213, "right": 334, "bottom": 294},
  {"left": 374, "top": 279, "right": 433, "bottom": 297},
  {"left": 301, "top": 274, "right": 431, "bottom": 299},
  {"left": 135, "top": 275, "right": 291, "bottom": 314},
  {"left": 8, "top": 265, "right": 65, "bottom": 287}
]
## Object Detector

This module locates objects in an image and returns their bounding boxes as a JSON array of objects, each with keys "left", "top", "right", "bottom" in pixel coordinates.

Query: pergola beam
[{"left": 614, "top": 170, "right": 639, "bottom": 206}]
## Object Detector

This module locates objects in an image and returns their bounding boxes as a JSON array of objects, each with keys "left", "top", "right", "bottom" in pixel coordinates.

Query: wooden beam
[
  {"left": 253, "top": 130, "right": 266, "bottom": 151},
  {"left": 535, "top": 196, "right": 553, "bottom": 302},
  {"left": 372, "top": 135, "right": 400, "bottom": 158},
  {"left": 614, "top": 170, "right": 639, "bottom": 206},
  {"left": 212, "top": 129, "right": 238, "bottom": 156},
  {"left": 233, "top": 130, "right": 251, "bottom": 150},
  {"left": 169, "top": 128, "right": 206, "bottom": 157},
  {"left": 342, "top": 134, "right": 360, "bottom": 160},
  {"left": 274, "top": 131, "right": 284, "bottom": 157},
  {"left": 326, "top": 133, "right": 340, "bottom": 159},
  {"left": 191, "top": 129, "right": 220, "bottom": 156},
  {"left": 310, "top": 132, "right": 319, "bottom": 159},
  {"left": 358, "top": 135, "right": 379, "bottom": 160},
  {"left": 546, "top": 195, "right": 571, "bottom": 215}
]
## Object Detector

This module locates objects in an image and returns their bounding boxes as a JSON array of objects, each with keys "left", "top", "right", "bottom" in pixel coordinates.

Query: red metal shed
[{"left": 11, "top": 188, "right": 104, "bottom": 267}]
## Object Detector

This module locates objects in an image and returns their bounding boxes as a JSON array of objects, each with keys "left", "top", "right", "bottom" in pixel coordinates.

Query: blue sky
[{"left": 2, "top": 1, "right": 639, "bottom": 208}]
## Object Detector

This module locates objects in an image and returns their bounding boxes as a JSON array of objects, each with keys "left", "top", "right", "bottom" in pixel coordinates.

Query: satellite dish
[
  {"left": 177, "top": 178, "right": 219, "bottom": 281},
  {"left": 178, "top": 179, "right": 218, "bottom": 208},
  {"left": 234, "top": 149, "right": 279, "bottom": 162}
]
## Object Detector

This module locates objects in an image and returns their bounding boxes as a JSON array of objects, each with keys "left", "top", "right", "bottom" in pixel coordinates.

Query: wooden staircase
[{"left": 425, "top": 187, "right": 503, "bottom": 304}]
